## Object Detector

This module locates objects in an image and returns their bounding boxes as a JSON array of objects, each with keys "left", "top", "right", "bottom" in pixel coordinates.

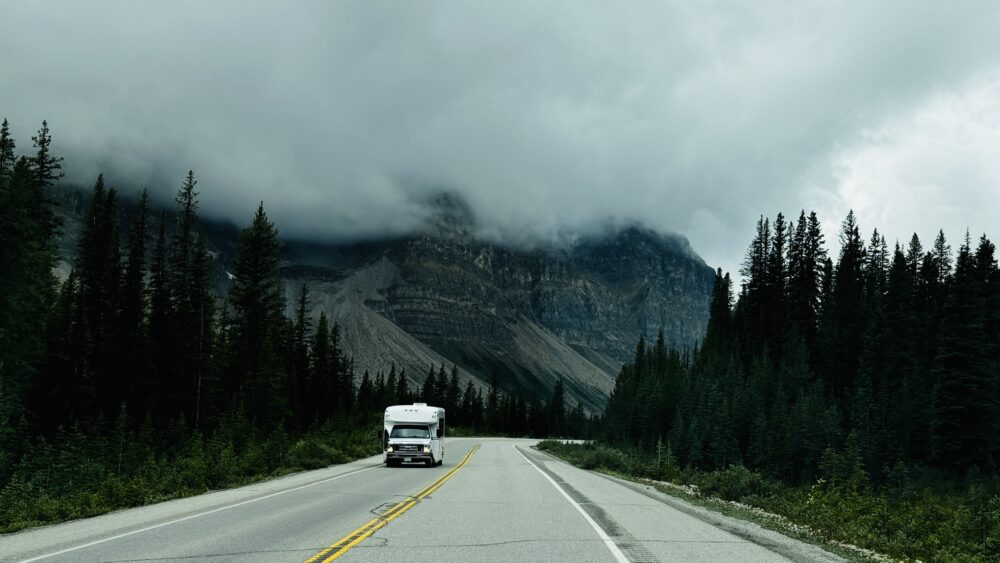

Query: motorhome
[{"left": 383, "top": 403, "right": 445, "bottom": 467}]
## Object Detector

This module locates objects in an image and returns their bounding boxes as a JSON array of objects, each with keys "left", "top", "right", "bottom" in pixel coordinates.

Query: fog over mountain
[{"left": 4, "top": 1, "right": 1000, "bottom": 274}]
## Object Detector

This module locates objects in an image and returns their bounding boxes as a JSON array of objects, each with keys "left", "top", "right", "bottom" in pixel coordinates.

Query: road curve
[{"left": 0, "top": 438, "right": 842, "bottom": 562}]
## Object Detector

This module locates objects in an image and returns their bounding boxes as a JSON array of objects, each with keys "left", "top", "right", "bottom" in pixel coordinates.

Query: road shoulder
[{"left": 530, "top": 446, "right": 846, "bottom": 563}]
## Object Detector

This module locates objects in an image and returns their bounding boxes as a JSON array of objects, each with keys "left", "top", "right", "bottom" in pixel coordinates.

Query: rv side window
[
  {"left": 437, "top": 418, "right": 444, "bottom": 438},
  {"left": 389, "top": 425, "right": 430, "bottom": 439}
]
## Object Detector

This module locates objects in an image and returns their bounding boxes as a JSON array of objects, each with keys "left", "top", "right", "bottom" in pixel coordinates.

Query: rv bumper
[{"left": 386, "top": 452, "right": 432, "bottom": 462}]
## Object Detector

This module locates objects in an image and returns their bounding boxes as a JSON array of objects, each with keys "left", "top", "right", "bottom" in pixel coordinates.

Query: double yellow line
[{"left": 304, "top": 444, "right": 480, "bottom": 563}]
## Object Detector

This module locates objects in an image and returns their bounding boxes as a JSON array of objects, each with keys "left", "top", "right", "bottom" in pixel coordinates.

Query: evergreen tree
[
  {"left": 824, "top": 211, "right": 866, "bottom": 395},
  {"left": 395, "top": 368, "right": 410, "bottom": 405},
  {"left": 226, "top": 203, "right": 285, "bottom": 427},
  {"left": 0, "top": 118, "right": 15, "bottom": 182},
  {"left": 385, "top": 365, "right": 399, "bottom": 405},
  {"left": 703, "top": 269, "right": 733, "bottom": 354},
  {"left": 147, "top": 215, "right": 174, "bottom": 422},
  {"left": 549, "top": 379, "right": 565, "bottom": 437},
  {"left": 357, "top": 370, "right": 373, "bottom": 413},
  {"left": 421, "top": 366, "right": 435, "bottom": 403},
  {"left": 931, "top": 236, "right": 996, "bottom": 469},
  {"left": 29, "top": 121, "right": 64, "bottom": 188},
  {"left": 120, "top": 190, "right": 151, "bottom": 413},
  {"left": 764, "top": 212, "right": 789, "bottom": 357},
  {"left": 434, "top": 364, "right": 448, "bottom": 407},
  {"left": 333, "top": 325, "right": 353, "bottom": 414},
  {"left": 72, "top": 176, "right": 124, "bottom": 421},
  {"left": 290, "top": 284, "right": 311, "bottom": 428},
  {"left": 932, "top": 230, "right": 953, "bottom": 284},
  {"left": 461, "top": 379, "right": 476, "bottom": 428},
  {"left": 309, "top": 312, "right": 332, "bottom": 424},
  {"left": 446, "top": 365, "right": 461, "bottom": 416},
  {"left": 486, "top": 370, "right": 500, "bottom": 433},
  {"left": 174, "top": 173, "right": 216, "bottom": 427},
  {"left": 0, "top": 157, "right": 59, "bottom": 416},
  {"left": 737, "top": 216, "right": 771, "bottom": 362},
  {"left": 31, "top": 272, "right": 86, "bottom": 430}
]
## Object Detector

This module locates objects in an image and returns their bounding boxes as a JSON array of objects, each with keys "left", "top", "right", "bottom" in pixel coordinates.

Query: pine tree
[
  {"left": 290, "top": 284, "right": 311, "bottom": 428},
  {"left": 446, "top": 365, "right": 461, "bottom": 415},
  {"left": 434, "top": 364, "right": 448, "bottom": 407},
  {"left": 932, "top": 230, "right": 953, "bottom": 284},
  {"left": 332, "top": 324, "right": 352, "bottom": 414},
  {"left": 168, "top": 172, "right": 216, "bottom": 427},
  {"left": 703, "top": 269, "right": 733, "bottom": 354},
  {"left": 0, "top": 157, "right": 59, "bottom": 414},
  {"left": 29, "top": 121, "right": 64, "bottom": 188},
  {"left": 421, "top": 366, "right": 435, "bottom": 403},
  {"left": 737, "top": 216, "right": 772, "bottom": 364},
  {"left": 226, "top": 203, "right": 285, "bottom": 427},
  {"left": 120, "top": 190, "right": 151, "bottom": 413},
  {"left": 765, "top": 212, "right": 789, "bottom": 357},
  {"left": 0, "top": 118, "right": 15, "bottom": 182},
  {"left": 357, "top": 370, "right": 373, "bottom": 413},
  {"left": 549, "top": 379, "right": 565, "bottom": 437},
  {"left": 461, "top": 379, "right": 476, "bottom": 428},
  {"left": 147, "top": 215, "right": 174, "bottom": 422},
  {"left": 309, "top": 312, "right": 332, "bottom": 424},
  {"left": 385, "top": 365, "right": 398, "bottom": 405},
  {"left": 486, "top": 370, "right": 500, "bottom": 433},
  {"left": 931, "top": 236, "right": 995, "bottom": 469},
  {"left": 73, "top": 175, "right": 123, "bottom": 421},
  {"left": 824, "top": 211, "right": 866, "bottom": 395},
  {"left": 395, "top": 368, "right": 410, "bottom": 405},
  {"left": 34, "top": 272, "right": 91, "bottom": 430}
]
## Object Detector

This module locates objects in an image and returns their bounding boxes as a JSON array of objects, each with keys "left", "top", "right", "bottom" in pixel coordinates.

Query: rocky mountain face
[
  {"left": 55, "top": 189, "right": 715, "bottom": 413},
  {"left": 275, "top": 195, "right": 715, "bottom": 412}
]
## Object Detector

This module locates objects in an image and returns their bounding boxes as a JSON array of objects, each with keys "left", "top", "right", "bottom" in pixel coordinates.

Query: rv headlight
[
  {"left": 423, "top": 445, "right": 430, "bottom": 453},
  {"left": 387, "top": 445, "right": 393, "bottom": 453}
]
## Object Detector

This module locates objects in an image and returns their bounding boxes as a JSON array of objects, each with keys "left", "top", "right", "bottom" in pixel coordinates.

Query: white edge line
[
  {"left": 514, "top": 445, "right": 629, "bottom": 563},
  {"left": 18, "top": 463, "right": 382, "bottom": 563}
]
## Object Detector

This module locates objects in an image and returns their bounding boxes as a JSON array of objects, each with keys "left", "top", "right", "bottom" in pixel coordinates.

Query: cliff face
[{"left": 277, "top": 195, "right": 715, "bottom": 413}]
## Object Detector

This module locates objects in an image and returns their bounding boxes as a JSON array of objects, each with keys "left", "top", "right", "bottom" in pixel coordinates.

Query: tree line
[
  {"left": 604, "top": 210, "right": 1000, "bottom": 485},
  {"left": 0, "top": 119, "right": 578, "bottom": 497}
]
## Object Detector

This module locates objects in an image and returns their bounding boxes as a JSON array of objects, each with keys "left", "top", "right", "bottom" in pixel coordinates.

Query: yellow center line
[{"left": 304, "top": 444, "right": 481, "bottom": 563}]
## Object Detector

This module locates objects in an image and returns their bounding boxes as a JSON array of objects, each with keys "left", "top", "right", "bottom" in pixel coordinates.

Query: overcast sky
[{"left": 3, "top": 1, "right": 1000, "bottom": 276}]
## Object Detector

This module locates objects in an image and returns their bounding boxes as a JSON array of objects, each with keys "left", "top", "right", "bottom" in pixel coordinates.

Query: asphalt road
[{"left": 0, "top": 438, "right": 843, "bottom": 563}]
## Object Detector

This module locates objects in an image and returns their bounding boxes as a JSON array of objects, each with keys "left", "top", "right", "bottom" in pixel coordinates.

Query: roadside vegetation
[{"left": 0, "top": 414, "right": 380, "bottom": 533}]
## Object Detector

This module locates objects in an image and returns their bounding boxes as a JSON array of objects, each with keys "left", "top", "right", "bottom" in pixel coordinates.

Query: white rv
[{"left": 383, "top": 403, "right": 445, "bottom": 467}]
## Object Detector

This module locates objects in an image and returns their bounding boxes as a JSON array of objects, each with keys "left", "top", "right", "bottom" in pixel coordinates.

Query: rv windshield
[{"left": 390, "top": 425, "right": 430, "bottom": 439}]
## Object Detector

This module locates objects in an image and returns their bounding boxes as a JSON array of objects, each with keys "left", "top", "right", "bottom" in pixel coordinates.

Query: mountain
[{"left": 53, "top": 189, "right": 715, "bottom": 413}]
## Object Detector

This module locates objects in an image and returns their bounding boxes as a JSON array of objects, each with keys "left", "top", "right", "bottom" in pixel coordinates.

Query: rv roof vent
[{"left": 413, "top": 402, "right": 427, "bottom": 406}]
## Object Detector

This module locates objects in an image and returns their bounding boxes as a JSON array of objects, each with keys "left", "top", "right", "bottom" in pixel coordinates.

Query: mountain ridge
[{"left": 53, "top": 186, "right": 715, "bottom": 413}]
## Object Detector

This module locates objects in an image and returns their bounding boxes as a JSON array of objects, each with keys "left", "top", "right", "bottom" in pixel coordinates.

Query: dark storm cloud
[{"left": 3, "top": 1, "right": 1000, "bottom": 274}]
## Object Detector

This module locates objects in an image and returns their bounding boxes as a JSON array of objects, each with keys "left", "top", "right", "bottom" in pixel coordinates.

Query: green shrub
[
  {"left": 288, "top": 438, "right": 343, "bottom": 469},
  {"left": 693, "top": 464, "right": 775, "bottom": 502}
]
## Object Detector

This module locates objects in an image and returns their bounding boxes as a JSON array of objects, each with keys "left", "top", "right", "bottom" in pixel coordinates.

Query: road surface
[{"left": 0, "top": 438, "right": 842, "bottom": 562}]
